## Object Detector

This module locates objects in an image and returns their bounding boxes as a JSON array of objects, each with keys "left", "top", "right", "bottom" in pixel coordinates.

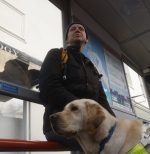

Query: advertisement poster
[
  {"left": 83, "top": 31, "right": 112, "bottom": 104},
  {"left": 105, "top": 50, "right": 132, "bottom": 111}
]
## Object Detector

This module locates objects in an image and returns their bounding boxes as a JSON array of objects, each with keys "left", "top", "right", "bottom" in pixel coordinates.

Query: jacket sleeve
[
  {"left": 98, "top": 81, "right": 116, "bottom": 117},
  {"left": 39, "top": 48, "right": 78, "bottom": 109}
]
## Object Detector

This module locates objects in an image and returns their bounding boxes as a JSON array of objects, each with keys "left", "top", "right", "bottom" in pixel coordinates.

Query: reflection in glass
[
  {"left": 0, "top": 42, "right": 41, "bottom": 90},
  {"left": 0, "top": 96, "right": 23, "bottom": 119}
]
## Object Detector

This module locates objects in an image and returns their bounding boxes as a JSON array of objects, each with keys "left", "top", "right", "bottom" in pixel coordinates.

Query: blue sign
[
  {"left": 82, "top": 29, "right": 131, "bottom": 111},
  {"left": 0, "top": 82, "right": 18, "bottom": 94}
]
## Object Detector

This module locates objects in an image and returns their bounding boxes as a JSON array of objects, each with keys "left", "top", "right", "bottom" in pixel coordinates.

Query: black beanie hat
[{"left": 65, "top": 22, "right": 88, "bottom": 40}]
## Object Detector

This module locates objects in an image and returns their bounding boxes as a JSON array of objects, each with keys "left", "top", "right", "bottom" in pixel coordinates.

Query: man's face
[{"left": 66, "top": 24, "right": 88, "bottom": 46}]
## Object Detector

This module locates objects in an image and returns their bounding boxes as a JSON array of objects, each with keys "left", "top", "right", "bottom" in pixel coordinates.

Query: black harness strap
[{"left": 99, "top": 123, "right": 117, "bottom": 153}]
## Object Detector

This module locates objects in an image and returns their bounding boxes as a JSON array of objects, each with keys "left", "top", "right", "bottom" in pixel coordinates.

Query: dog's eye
[{"left": 70, "top": 106, "right": 78, "bottom": 111}]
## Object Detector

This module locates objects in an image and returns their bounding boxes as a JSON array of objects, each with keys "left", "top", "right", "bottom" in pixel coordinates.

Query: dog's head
[{"left": 49, "top": 99, "right": 106, "bottom": 137}]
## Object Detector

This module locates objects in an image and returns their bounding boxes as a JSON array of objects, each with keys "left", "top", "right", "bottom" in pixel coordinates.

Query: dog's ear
[{"left": 85, "top": 101, "right": 105, "bottom": 130}]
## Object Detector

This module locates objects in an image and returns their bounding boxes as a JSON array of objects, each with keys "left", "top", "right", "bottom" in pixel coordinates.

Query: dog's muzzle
[{"left": 49, "top": 113, "right": 60, "bottom": 133}]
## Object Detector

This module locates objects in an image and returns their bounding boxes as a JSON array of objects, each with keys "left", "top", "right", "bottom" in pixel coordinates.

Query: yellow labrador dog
[{"left": 49, "top": 99, "right": 150, "bottom": 154}]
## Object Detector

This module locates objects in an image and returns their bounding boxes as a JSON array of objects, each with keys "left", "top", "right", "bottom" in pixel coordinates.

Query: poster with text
[{"left": 105, "top": 50, "right": 132, "bottom": 111}]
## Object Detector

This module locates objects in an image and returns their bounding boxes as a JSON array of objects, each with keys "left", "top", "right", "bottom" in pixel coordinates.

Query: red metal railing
[{"left": 0, "top": 139, "right": 69, "bottom": 152}]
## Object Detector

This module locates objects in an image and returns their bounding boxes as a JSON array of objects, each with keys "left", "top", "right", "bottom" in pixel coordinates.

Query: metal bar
[
  {"left": 0, "top": 139, "right": 69, "bottom": 152},
  {"left": 131, "top": 94, "right": 144, "bottom": 99},
  {"left": 0, "top": 80, "right": 41, "bottom": 104}
]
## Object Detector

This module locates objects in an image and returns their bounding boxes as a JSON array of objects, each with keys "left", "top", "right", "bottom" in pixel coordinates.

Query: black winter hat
[{"left": 65, "top": 22, "right": 88, "bottom": 40}]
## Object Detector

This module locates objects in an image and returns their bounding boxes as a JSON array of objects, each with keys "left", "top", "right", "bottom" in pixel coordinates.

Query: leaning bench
[{"left": 0, "top": 139, "right": 70, "bottom": 152}]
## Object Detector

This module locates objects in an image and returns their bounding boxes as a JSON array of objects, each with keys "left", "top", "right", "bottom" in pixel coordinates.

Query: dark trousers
[{"left": 45, "top": 131, "right": 83, "bottom": 152}]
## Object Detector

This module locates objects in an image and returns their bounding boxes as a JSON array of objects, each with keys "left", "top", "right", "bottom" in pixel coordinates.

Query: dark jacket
[{"left": 39, "top": 46, "right": 115, "bottom": 134}]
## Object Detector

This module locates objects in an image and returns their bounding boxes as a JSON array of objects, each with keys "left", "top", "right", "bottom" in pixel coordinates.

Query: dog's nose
[
  {"left": 49, "top": 114, "right": 59, "bottom": 132},
  {"left": 49, "top": 113, "right": 58, "bottom": 121}
]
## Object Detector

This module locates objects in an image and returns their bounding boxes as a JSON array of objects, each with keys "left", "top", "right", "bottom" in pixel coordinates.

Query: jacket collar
[{"left": 66, "top": 45, "right": 81, "bottom": 52}]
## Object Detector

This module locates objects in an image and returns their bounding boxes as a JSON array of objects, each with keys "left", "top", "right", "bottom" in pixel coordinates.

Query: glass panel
[
  {"left": 124, "top": 63, "right": 149, "bottom": 108},
  {"left": 0, "top": 95, "right": 23, "bottom": 118},
  {"left": 0, "top": 95, "right": 25, "bottom": 141},
  {"left": 0, "top": 0, "right": 63, "bottom": 91},
  {"left": 25, "top": 0, "right": 63, "bottom": 62}
]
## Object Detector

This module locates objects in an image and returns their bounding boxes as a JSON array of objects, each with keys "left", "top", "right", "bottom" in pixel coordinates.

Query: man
[{"left": 39, "top": 23, "right": 115, "bottom": 150}]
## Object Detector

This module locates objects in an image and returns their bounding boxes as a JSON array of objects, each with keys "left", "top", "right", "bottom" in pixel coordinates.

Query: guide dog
[{"left": 49, "top": 99, "right": 150, "bottom": 154}]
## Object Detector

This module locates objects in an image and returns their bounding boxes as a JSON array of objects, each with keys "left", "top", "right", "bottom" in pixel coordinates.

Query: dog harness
[
  {"left": 99, "top": 122, "right": 150, "bottom": 154},
  {"left": 99, "top": 123, "right": 117, "bottom": 153}
]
